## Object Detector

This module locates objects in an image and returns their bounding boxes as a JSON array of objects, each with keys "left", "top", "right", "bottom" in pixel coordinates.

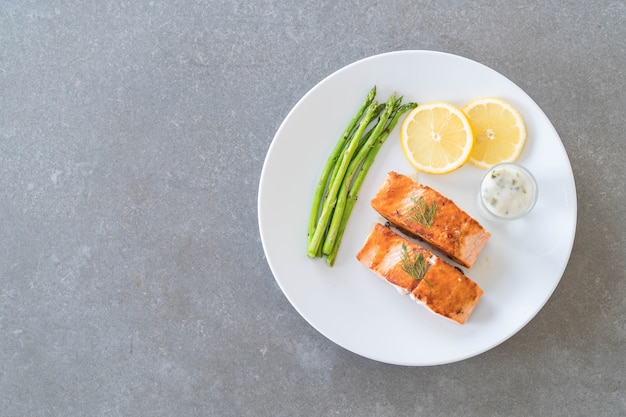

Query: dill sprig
[
  {"left": 407, "top": 196, "right": 438, "bottom": 228},
  {"left": 400, "top": 243, "right": 433, "bottom": 288}
]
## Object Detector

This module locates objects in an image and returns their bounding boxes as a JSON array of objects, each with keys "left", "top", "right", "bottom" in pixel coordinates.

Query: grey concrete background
[{"left": 1, "top": 1, "right": 625, "bottom": 416}]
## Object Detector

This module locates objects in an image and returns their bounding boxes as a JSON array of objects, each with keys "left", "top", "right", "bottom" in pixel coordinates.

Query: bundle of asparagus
[{"left": 306, "top": 86, "right": 417, "bottom": 266}]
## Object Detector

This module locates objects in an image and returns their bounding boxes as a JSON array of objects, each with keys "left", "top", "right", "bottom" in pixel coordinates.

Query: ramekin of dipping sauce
[{"left": 478, "top": 162, "right": 538, "bottom": 221}]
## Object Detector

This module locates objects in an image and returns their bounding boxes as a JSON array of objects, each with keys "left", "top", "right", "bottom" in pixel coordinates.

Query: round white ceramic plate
[{"left": 258, "top": 50, "right": 577, "bottom": 366}]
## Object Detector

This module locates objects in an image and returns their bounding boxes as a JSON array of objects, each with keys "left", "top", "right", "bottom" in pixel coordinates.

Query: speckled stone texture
[{"left": 1, "top": 1, "right": 625, "bottom": 416}]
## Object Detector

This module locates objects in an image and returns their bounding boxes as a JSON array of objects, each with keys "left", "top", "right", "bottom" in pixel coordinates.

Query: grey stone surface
[{"left": 1, "top": 1, "right": 625, "bottom": 416}]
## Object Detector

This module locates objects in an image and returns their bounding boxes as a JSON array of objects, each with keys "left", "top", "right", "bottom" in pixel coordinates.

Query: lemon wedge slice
[
  {"left": 462, "top": 97, "right": 527, "bottom": 169},
  {"left": 400, "top": 102, "right": 474, "bottom": 174}
]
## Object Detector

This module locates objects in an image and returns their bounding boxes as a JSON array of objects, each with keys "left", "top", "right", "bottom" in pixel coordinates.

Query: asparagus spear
[
  {"left": 306, "top": 100, "right": 379, "bottom": 258},
  {"left": 352, "top": 103, "right": 386, "bottom": 157},
  {"left": 325, "top": 101, "right": 417, "bottom": 266},
  {"left": 321, "top": 93, "right": 398, "bottom": 255},
  {"left": 313, "top": 103, "right": 388, "bottom": 259},
  {"left": 307, "top": 86, "right": 376, "bottom": 247},
  {"left": 319, "top": 103, "right": 385, "bottom": 216}
]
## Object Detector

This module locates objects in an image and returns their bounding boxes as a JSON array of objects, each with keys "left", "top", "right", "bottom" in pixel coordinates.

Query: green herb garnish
[
  {"left": 407, "top": 196, "right": 438, "bottom": 228},
  {"left": 400, "top": 243, "right": 433, "bottom": 288}
]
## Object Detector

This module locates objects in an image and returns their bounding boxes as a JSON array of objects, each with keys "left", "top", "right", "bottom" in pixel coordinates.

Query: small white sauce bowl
[{"left": 478, "top": 162, "right": 538, "bottom": 221}]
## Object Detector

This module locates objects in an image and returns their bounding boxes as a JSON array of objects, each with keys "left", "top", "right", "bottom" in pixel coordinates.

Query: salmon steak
[
  {"left": 356, "top": 223, "right": 483, "bottom": 324},
  {"left": 370, "top": 171, "right": 490, "bottom": 268}
]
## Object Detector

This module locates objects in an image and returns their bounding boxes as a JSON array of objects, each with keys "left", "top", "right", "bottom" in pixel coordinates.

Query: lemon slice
[
  {"left": 462, "top": 97, "right": 527, "bottom": 169},
  {"left": 400, "top": 102, "right": 474, "bottom": 174}
]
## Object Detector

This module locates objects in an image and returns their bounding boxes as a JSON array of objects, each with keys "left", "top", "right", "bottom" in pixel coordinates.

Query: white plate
[{"left": 258, "top": 50, "right": 577, "bottom": 366}]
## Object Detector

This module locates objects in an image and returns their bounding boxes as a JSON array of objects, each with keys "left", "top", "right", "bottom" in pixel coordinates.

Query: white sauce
[{"left": 480, "top": 165, "right": 536, "bottom": 218}]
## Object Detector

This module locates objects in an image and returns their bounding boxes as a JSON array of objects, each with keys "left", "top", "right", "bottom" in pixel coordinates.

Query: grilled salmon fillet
[
  {"left": 356, "top": 223, "right": 483, "bottom": 324},
  {"left": 371, "top": 171, "right": 490, "bottom": 268}
]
